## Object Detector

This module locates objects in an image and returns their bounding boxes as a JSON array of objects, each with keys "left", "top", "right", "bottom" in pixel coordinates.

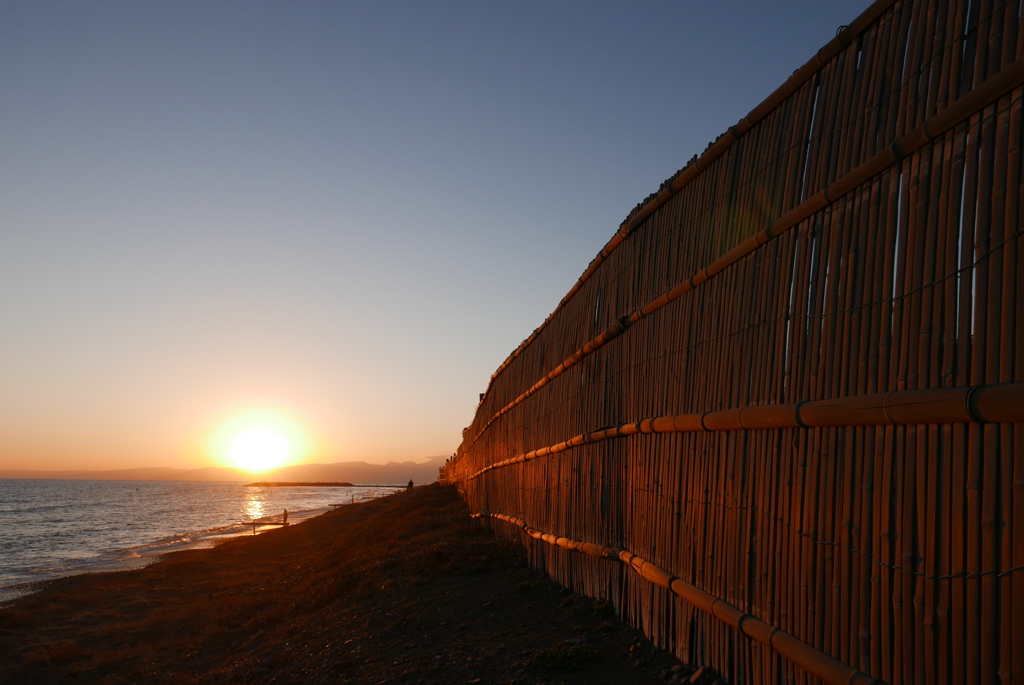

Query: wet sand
[{"left": 0, "top": 484, "right": 718, "bottom": 684}]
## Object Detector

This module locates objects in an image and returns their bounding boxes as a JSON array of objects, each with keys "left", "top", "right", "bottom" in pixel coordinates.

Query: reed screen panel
[{"left": 444, "top": 0, "right": 1024, "bottom": 682}]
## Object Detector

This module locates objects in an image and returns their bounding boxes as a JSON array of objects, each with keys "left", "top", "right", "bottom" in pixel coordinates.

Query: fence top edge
[{"left": 472, "top": 0, "right": 900, "bottom": 412}]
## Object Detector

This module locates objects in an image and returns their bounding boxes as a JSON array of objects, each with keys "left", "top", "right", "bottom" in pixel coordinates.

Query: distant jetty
[{"left": 244, "top": 481, "right": 354, "bottom": 487}]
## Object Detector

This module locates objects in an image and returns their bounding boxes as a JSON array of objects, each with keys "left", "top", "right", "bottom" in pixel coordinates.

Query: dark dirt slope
[{"left": 0, "top": 484, "right": 716, "bottom": 685}]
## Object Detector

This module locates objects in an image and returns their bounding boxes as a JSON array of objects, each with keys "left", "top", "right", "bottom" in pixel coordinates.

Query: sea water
[{"left": 0, "top": 479, "right": 399, "bottom": 603}]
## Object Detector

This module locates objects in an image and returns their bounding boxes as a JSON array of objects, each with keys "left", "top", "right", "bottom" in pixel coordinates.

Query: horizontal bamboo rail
[
  {"left": 464, "top": 382, "right": 1024, "bottom": 481},
  {"left": 473, "top": 510, "right": 879, "bottom": 685},
  {"left": 478, "top": 0, "right": 902, "bottom": 403},
  {"left": 463, "top": 54, "right": 1024, "bottom": 453}
]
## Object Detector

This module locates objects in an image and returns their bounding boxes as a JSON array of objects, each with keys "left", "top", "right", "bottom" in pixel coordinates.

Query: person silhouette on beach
[
  {"left": 407, "top": 480, "right": 413, "bottom": 491},
  {"left": 283, "top": 509, "right": 288, "bottom": 526}
]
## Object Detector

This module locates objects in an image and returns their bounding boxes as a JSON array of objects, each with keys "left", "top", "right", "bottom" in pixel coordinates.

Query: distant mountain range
[{"left": 0, "top": 456, "right": 447, "bottom": 484}]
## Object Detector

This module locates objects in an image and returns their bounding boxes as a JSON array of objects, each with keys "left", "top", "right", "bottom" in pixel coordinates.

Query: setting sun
[
  {"left": 228, "top": 428, "right": 290, "bottom": 472},
  {"left": 208, "top": 409, "right": 311, "bottom": 473}
]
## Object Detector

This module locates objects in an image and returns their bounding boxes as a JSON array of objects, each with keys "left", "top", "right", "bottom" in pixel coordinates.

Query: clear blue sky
[{"left": 0, "top": 0, "right": 868, "bottom": 470}]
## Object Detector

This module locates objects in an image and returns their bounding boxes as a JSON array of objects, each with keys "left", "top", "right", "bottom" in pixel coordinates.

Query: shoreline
[
  {"left": 0, "top": 482, "right": 400, "bottom": 598},
  {"left": 0, "top": 505, "right": 338, "bottom": 607},
  {"left": 0, "top": 484, "right": 709, "bottom": 685}
]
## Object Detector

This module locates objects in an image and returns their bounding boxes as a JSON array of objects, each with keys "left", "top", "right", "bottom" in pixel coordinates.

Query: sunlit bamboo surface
[{"left": 442, "top": 0, "right": 1024, "bottom": 682}]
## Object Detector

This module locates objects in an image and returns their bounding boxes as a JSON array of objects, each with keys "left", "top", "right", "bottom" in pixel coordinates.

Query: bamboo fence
[{"left": 443, "top": 0, "right": 1024, "bottom": 682}]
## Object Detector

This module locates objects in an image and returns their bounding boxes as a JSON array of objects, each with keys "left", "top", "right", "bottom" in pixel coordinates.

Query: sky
[{"left": 0, "top": 0, "right": 869, "bottom": 471}]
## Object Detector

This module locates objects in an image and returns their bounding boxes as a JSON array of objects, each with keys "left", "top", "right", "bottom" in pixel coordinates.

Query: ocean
[{"left": 0, "top": 478, "right": 400, "bottom": 603}]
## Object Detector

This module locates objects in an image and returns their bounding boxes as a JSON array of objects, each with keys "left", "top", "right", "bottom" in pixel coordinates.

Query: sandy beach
[{"left": 0, "top": 484, "right": 711, "bottom": 685}]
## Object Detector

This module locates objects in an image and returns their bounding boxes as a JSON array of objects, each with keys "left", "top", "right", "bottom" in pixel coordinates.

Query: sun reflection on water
[{"left": 245, "top": 492, "right": 265, "bottom": 521}]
